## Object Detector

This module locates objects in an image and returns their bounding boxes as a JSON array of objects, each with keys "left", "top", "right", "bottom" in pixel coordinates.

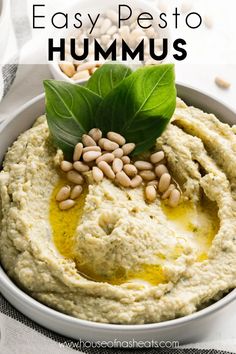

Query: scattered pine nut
[
  {"left": 73, "top": 143, "right": 83, "bottom": 161},
  {"left": 107, "top": 132, "right": 126, "bottom": 146},
  {"left": 89, "top": 128, "right": 102, "bottom": 142},
  {"left": 112, "top": 158, "right": 123, "bottom": 173},
  {"left": 96, "top": 153, "right": 114, "bottom": 164},
  {"left": 71, "top": 185, "right": 83, "bottom": 199},
  {"left": 59, "top": 62, "right": 76, "bottom": 78},
  {"left": 83, "top": 146, "right": 101, "bottom": 153},
  {"left": 161, "top": 184, "right": 175, "bottom": 199},
  {"left": 73, "top": 161, "right": 90, "bottom": 173},
  {"left": 123, "top": 164, "right": 138, "bottom": 177},
  {"left": 145, "top": 185, "right": 157, "bottom": 202},
  {"left": 121, "top": 156, "right": 131, "bottom": 164},
  {"left": 116, "top": 171, "right": 131, "bottom": 187},
  {"left": 168, "top": 189, "right": 181, "bottom": 207},
  {"left": 82, "top": 134, "right": 97, "bottom": 147},
  {"left": 139, "top": 170, "right": 156, "bottom": 181},
  {"left": 103, "top": 139, "right": 119, "bottom": 151},
  {"left": 83, "top": 151, "right": 102, "bottom": 162},
  {"left": 113, "top": 148, "right": 124, "bottom": 158},
  {"left": 67, "top": 170, "right": 84, "bottom": 185},
  {"left": 150, "top": 151, "right": 165, "bottom": 164},
  {"left": 98, "top": 138, "right": 107, "bottom": 149},
  {"left": 158, "top": 173, "right": 171, "bottom": 193},
  {"left": 72, "top": 70, "right": 90, "bottom": 81},
  {"left": 60, "top": 161, "right": 73, "bottom": 172},
  {"left": 98, "top": 161, "right": 115, "bottom": 179},
  {"left": 130, "top": 175, "right": 143, "bottom": 188},
  {"left": 204, "top": 15, "right": 213, "bottom": 29},
  {"left": 215, "top": 77, "right": 231, "bottom": 90},
  {"left": 122, "top": 143, "right": 136, "bottom": 155},
  {"left": 155, "top": 164, "right": 168, "bottom": 178},
  {"left": 134, "top": 161, "right": 153, "bottom": 170},
  {"left": 147, "top": 180, "right": 158, "bottom": 187},
  {"left": 180, "top": 1, "right": 193, "bottom": 14},
  {"left": 92, "top": 166, "right": 104, "bottom": 182},
  {"left": 59, "top": 199, "right": 75, "bottom": 210},
  {"left": 56, "top": 185, "right": 71, "bottom": 202}
]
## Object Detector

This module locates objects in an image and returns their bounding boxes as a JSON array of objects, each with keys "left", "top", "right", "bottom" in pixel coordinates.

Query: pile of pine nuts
[
  {"left": 56, "top": 129, "right": 181, "bottom": 210},
  {"left": 59, "top": 8, "right": 164, "bottom": 81}
]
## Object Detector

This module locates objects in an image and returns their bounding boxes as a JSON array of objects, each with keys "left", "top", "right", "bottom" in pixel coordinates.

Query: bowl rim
[{"left": 0, "top": 82, "right": 236, "bottom": 331}]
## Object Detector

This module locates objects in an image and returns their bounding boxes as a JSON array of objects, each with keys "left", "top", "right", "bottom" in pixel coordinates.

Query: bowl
[
  {"left": 0, "top": 84, "right": 236, "bottom": 345},
  {"left": 49, "top": 0, "right": 169, "bottom": 84}
]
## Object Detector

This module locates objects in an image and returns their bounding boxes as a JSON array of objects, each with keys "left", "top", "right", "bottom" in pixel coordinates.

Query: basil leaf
[
  {"left": 95, "top": 64, "right": 176, "bottom": 154},
  {"left": 86, "top": 63, "right": 132, "bottom": 98},
  {"left": 44, "top": 80, "right": 102, "bottom": 160}
]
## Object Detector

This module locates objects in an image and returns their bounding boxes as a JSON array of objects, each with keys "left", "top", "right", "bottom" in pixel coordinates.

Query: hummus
[{"left": 0, "top": 99, "right": 236, "bottom": 324}]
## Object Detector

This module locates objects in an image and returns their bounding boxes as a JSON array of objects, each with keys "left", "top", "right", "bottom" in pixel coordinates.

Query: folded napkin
[{"left": 0, "top": 0, "right": 31, "bottom": 102}]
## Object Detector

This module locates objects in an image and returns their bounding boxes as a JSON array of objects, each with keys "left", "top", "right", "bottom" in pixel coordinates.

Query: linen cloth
[{"left": 0, "top": 0, "right": 236, "bottom": 353}]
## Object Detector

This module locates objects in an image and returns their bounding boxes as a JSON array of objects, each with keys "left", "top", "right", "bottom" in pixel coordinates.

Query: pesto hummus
[{"left": 0, "top": 98, "right": 236, "bottom": 324}]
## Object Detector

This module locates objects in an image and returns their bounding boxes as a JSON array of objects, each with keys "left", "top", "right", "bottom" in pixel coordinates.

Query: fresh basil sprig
[
  {"left": 44, "top": 80, "right": 102, "bottom": 159},
  {"left": 86, "top": 63, "right": 132, "bottom": 98},
  {"left": 44, "top": 63, "right": 176, "bottom": 159}
]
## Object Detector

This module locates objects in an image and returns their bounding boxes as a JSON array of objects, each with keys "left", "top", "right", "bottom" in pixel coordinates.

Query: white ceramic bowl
[
  {"left": 49, "top": 0, "right": 169, "bottom": 83},
  {"left": 0, "top": 84, "right": 236, "bottom": 345}
]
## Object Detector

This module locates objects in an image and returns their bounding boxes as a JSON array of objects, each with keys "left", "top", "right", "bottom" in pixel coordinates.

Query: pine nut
[
  {"left": 98, "top": 138, "right": 107, "bottom": 149},
  {"left": 123, "top": 164, "right": 137, "bottom": 177},
  {"left": 145, "top": 185, "right": 157, "bottom": 202},
  {"left": 72, "top": 70, "right": 90, "bottom": 81},
  {"left": 130, "top": 175, "right": 143, "bottom": 188},
  {"left": 122, "top": 143, "right": 135, "bottom": 155},
  {"left": 77, "top": 61, "right": 101, "bottom": 72},
  {"left": 161, "top": 184, "right": 175, "bottom": 200},
  {"left": 215, "top": 76, "right": 231, "bottom": 89},
  {"left": 112, "top": 148, "right": 124, "bottom": 158},
  {"left": 112, "top": 158, "right": 123, "bottom": 173},
  {"left": 96, "top": 153, "right": 114, "bottom": 164},
  {"left": 83, "top": 151, "right": 101, "bottom": 162},
  {"left": 88, "top": 128, "right": 102, "bottom": 142},
  {"left": 56, "top": 185, "right": 71, "bottom": 202},
  {"left": 103, "top": 139, "right": 119, "bottom": 151},
  {"left": 67, "top": 170, "right": 84, "bottom": 185},
  {"left": 73, "top": 161, "right": 90, "bottom": 172},
  {"left": 159, "top": 173, "right": 171, "bottom": 193},
  {"left": 204, "top": 15, "right": 213, "bottom": 29},
  {"left": 70, "top": 185, "right": 83, "bottom": 199},
  {"left": 59, "top": 62, "right": 76, "bottom": 78},
  {"left": 82, "top": 134, "right": 97, "bottom": 147},
  {"left": 92, "top": 166, "right": 104, "bottom": 182},
  {"left": 98, "top": 161, "right": 115, "bottom": 179},
  {"left": 100, "top": 18, "right": 112, "bottom": 34},
  {"left": 116, "top": 171, "right": 131, "bottom": 187},
  {"left": 134, "top": 161, "right": 153, "bottom": 170},
  {"left": 139, "top": 170, "right": 156, "bottom": 181},
  {"left": 121, "top": 156, "right": 131, "bottom": 164},
  {"left": 150, "top": 151, "right": 165, "bottom": 164},
  {"left": 59, "top": 199, "right": 75, "bottom": 210},
  {"left": 83, "top": 146, "right": 101, "bottom": 153},
  {"left": 155, "top": 164, "right": 168, "bottom": 178},
  {"left": 147, "top": 180, "right": 158, "bottom": 187},
  {"left": 107, "top": 132, "right": 126, "bottom": 146},
  {"left": 73, "top": 143, "right": 83, "bottom": 161},
  {"left": 60, "top": 161, "right": 73, "bottom": 172},
  {"left": 168, "top": 189, "right": 181, "bottom": 207}
]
